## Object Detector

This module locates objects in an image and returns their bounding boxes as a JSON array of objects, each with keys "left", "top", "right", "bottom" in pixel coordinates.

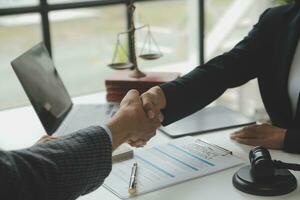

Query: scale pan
[
  {"left": 108, "top": 62, "right": 134, "bottom": 70},
  {"left": 139, "top": 53, "right": 162, "bottom": 60}
]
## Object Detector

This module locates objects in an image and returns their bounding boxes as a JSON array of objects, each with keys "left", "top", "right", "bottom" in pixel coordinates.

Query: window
[
  {"left": 0, "top": 0, "right": 39, "bottom": 8},
  {"left": 50, "top": 6, "right": 127, "bottom": 96},
  {"left": 48, "top": 0, "right": 97, "bottom": 4},
  {"left": 135, "top": 0, "right": 199, "bottom": 72},
  {"left": 0, "top": 14, "right": 42, "bottom": 110},
  {"left": 0, "top": 0, "right": 201, "bottom": 111}
]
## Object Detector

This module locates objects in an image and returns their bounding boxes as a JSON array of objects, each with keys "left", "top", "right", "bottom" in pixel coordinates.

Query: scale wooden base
[{"left": 105, "top": 71, "right": 180, "bottom": 102}]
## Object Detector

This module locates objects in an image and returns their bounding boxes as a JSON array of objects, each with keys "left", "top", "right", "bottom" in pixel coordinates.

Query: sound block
[{"left": 232, "top": 165, "right": 297, "bottom": 196}]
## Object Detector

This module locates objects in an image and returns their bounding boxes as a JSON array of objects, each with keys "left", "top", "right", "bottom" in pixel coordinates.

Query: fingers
[
  {"left": 230, "top": 130, "right": 255, "bottom": 139},
  {"left": 127, "top": 129, "right": 157, "bottom": 148},
  {"left": 127, "top": 139, "right": 147, "bottom": 148},
  {"left": 230, "top": 125, "right": 260, "bottom": 146},
  {"left": 141, "top": 130, "right": 157, "bottom": 142},
  {"left": 233, "top": 137, "right": 265, "bottom": 147},
  {"left": 231, "top": 124, "right": 271, "bottom": 139},
  {"left": 36, "top": 135, "right": 58, "bottom": 144},
  {"left": 141, "top": 86, "right": 167, "bottom": 123},
  {"left": 230, "top": 124, "right": 259, "bottom": 139},
  {"left": 40, "top": 135, "right": 57, "bottom": 140},
  {"left": 42, "top": 137, "right": 58, "bottom": 143},
  {"left": 231, "top": 128, "right": 264, "bottom": 147},
  {"left": 127, "top": 133, "right": 156, "bottom": 148},
  {"left": 141, "top": 92, "right": 157, "bottom": 119}
]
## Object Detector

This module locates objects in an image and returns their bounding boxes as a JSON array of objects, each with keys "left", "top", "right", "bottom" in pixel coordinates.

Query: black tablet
[{"left": 159, "top": 106, "right": 256, "bottom": 138}]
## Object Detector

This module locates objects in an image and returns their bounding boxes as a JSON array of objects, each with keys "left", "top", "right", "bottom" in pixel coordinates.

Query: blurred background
[{"left": 0, "top": 0, "right": 288, "bottom": 120}]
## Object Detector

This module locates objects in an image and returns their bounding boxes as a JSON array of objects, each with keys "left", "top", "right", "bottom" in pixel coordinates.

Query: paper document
[{"left": 104, "top": 137, "right": 243, "bottom": 199}]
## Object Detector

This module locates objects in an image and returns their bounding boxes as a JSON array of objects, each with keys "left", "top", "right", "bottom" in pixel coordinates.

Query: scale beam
[{"left": 107, "top": 0, "right": 163, "bottom": 78}]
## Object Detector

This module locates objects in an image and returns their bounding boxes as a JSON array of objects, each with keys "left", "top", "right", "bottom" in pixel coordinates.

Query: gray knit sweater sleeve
[{"left": 0, "top": 126, "right": 112, "bottom": 200}]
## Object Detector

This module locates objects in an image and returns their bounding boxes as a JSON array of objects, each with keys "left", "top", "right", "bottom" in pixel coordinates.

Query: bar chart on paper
[{"left": 104, "top": 137, "right": 243, "bottom": 199}]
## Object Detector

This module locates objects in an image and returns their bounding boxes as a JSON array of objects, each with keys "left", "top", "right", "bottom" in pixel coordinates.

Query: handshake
[{"left": 106, "top": 86, "right": 167, "bottom": 150}]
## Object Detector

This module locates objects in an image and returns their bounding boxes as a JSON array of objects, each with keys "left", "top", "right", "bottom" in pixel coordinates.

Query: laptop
[
  {"left": 159, "top": 105, "right": 256, "bottom": 138},
  {"left": 11, "top": 42, "right": 118, "bottom": 136}
]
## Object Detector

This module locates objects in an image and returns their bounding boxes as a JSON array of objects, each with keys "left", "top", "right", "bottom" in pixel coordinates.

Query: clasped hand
[
  {"left": 107, "top": 89, "right": 162, "bottom": 149},
  {"left": 126, "top": 86, "right": 167, "bottom": 147},
  {"left": 107, "top": 87, "right": 167, "bottom": 148}
]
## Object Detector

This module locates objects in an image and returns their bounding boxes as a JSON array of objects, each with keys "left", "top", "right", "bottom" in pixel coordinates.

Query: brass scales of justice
[{"left": 108, "top": 0, "right": 163, "bottom": 78}]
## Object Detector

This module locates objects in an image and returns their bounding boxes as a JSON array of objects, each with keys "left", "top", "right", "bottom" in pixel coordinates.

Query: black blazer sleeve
[
  {"left": 160, "top": 9, "right": 272, "bottom": 126},
  {"left": 284, "top": 129, "right": 300, "bottom": 153},
  {"left": 0, "top": 126, "right": 112, "bottom": 200}
]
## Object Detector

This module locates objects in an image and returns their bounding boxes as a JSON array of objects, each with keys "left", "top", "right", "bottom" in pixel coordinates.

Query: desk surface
[{"left": 0, "top": 93, "right": 299, "bottom": 200}]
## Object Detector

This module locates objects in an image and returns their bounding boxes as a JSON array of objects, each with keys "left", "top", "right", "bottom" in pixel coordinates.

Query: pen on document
[{"left": 128, "top": 162, "right": 138, "bottom": 194}]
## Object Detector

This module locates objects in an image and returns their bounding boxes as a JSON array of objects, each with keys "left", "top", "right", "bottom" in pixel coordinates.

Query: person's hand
[
  {"left": 35, "top": 135, "right": 58, "bottom": 145},
  {"left": 230, "top": 124, "right": 287, "bottom": 149},
  {"left": 107, "top": 90, "right": 161, "bottom": 150},
  {"left": 140, "top": 86, "right": 166, "bottom": 121},
  {"left": 130, "top": 86, "right": 166, "bottom": 147}
]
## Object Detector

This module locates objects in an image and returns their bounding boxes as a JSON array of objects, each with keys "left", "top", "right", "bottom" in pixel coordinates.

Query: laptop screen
[{"left": 11, "top": 42, "right": 72, "bottom": 134}]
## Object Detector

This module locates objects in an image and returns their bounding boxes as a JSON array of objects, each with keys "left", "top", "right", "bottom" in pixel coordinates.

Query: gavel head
[{"left": 249, "top": 146, "right": 275, "bottom": 181}]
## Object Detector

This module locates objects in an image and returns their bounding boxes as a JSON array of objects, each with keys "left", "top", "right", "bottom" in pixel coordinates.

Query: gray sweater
[{"left": 0, "top": 126, "right": 112, "bottom": 200}]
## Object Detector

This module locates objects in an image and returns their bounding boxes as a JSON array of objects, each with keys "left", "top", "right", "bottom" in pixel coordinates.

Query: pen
[{"left": 128, "top": 162, "right": 138, "bottom": 194}]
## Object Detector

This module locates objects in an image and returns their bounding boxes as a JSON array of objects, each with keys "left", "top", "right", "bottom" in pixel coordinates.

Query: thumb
[
  {"left": 141, "top": 93, "right": 156, "bottom": 119},
  {"left": 121, "top": 89, "right": 140, "bottom": 107}
]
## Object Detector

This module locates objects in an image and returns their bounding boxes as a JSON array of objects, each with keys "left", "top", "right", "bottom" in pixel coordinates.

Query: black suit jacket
[
  {"left": 0, "top": 126, "right": 112, "bottom": 200},
  {"left": 160, "top": 2, "right": 300, "bottom": 153}
]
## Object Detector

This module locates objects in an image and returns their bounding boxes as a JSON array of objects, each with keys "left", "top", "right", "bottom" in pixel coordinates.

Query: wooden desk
[{"left": 0, "top": 92, "right": 299, "bottom": 200}]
